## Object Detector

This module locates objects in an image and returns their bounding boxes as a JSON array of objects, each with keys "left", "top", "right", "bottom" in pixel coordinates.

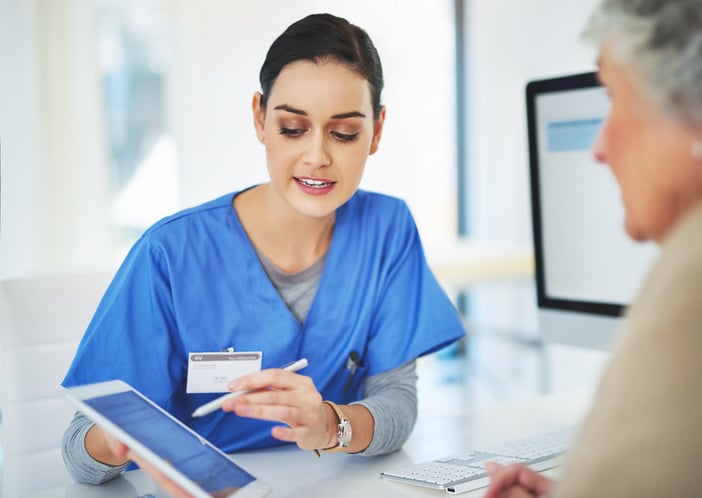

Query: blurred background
[{"left": 0, "top": 0, "right": 611, "bottom": 489}]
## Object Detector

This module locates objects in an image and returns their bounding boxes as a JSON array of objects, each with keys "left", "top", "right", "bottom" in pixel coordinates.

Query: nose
[
  {"left": 303, "top": 131, "right": 331, "bottom": 168},
  {"left": 592, "top": 118, "right": 608, "bottom": 164}
]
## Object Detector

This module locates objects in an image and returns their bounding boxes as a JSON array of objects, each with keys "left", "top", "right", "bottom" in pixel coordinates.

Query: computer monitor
[{"left": 526, "top": 71, "right": 658, "bottom": 350}]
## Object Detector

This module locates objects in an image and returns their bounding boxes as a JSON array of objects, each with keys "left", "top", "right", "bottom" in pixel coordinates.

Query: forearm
[
  {"left": 352, "top": 360, "right": 418, "bottom": 456},
  {"left": 318, "top": 361, "right": 416, "bottom": 456},
  {"left": 62, "top": 412, "right": 130, "bottom": 485},
  {"left": 321, "top": 402, "right": 375, "bottom": 454}
]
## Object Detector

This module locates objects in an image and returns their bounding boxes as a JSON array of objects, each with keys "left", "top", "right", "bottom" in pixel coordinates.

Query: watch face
[{"left": 339, "top": 418, "right": 352, "bottom": 447}]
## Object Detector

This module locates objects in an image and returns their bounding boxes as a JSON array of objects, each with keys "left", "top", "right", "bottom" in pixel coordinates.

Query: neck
[
  {"left": 270, "top": 215, "right": 335, "bottom": 273},
  {"left": 234, "top": 185, "right": 335, "bottom": 274}
]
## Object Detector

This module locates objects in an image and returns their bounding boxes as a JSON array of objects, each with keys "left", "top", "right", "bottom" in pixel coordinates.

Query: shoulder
[
  {"left": 557, "top": 206, "right": 702, "bottom": 497},
  {"left": 337, "top": 191, "right": 422, "bottom": 260},
  {"left": 142, "top": 192, "right": 237, "bottom": 241},
  {"left": 123, "top": 192, "right": 239, "bottom": 264},
  {"left": 616, "top": 206, "right": 702, "bottom": 347},
  {"left": 341, "top": 190, "right": 414, "bottom": 224},
  {"left": 658, "top": 203, "right": 702, "bottom": 275},
  {"left": 629, "top": 204, "right": 702, "bottom": 319}
]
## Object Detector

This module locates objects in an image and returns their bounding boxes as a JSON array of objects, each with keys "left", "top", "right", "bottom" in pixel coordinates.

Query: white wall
[
  {"left": 465, "top": 0, "right": 599, "bottom": 247},
  {"left": 0, "top": 0, "right": 114, "bottom": 279},
  {"left": 0, "top": 1, "right": 49, "bottom": 278},
  {"left": 0, "top": 0, "right": 457, "bottom": 279},
  {"left": 169, "top": 0, "right": 457, "bottom": 245},
  {"left": 1, "top": 0, "right": 604, "bottom": 287},
  {"left": 463, "top": 0, "right": 600, "bottom": 332}
]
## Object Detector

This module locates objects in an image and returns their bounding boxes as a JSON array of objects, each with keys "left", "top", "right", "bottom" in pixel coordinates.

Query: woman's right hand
[
  {"left": 127, "top": 449, "right": 195, "bottom": 498},
  {"left": 85, "top": 424, "right": 131, "bottom": 466},
  {"left": 86, "top": 424, "right": 194, "bottom": 498}
]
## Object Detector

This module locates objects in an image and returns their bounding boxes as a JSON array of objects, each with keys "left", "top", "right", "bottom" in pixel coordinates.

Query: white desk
[{"left": 29, "top": 389, "right": 591, "bottom": 498}]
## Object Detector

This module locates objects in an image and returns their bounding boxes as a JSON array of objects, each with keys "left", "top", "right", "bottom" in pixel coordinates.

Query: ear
[
  {"left": 369, "top": 106, "right": 387, "bottom": 155},
  {"left": 252, "top": 92, "right": 266, "bottom": 141}
]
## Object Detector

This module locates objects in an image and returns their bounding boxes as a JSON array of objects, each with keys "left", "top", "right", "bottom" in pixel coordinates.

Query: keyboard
[{"left": 380, "top": 426, "right": 577, "bottom": 495}]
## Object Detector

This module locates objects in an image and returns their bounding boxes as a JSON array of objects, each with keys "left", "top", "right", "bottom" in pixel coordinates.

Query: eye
[
  {"left": 278, "top": 127, "right": 307, "bottom": 137},
  {"left": 331, "top": 131, "right": 359, "bottom": 143}
]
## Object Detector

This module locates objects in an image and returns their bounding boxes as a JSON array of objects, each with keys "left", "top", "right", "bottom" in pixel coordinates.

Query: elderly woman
[{"left": 484, "top": 1, "right": 702, "bottom": 497}]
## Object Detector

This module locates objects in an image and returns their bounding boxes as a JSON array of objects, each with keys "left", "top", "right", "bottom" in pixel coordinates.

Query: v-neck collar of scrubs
[{"left": 227, "top": 191, "right": 351, "bottom": 333}]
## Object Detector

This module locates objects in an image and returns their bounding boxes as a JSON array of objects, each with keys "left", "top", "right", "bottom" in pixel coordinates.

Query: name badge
[{"left": 186, "top": 351, "right": 262, "bottom": 393}]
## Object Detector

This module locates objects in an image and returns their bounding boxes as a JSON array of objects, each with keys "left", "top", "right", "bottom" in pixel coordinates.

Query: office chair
[{"left": 0, "top": 272, "right": 112, "bottom": 497}]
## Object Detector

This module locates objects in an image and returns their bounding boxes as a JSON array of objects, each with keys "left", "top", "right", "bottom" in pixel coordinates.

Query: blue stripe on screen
[{"left": 547, "top": 117, "right": 603, "bottom": 152}]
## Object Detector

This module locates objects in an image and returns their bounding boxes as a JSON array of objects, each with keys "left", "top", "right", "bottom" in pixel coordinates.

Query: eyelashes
[
  {"left": 332, "top": 131, "right": 360, "bottom": 142},
  {"left": 278, "top": 127, "right": 305, "bottom": 137},
  {"left": 277, "top": 127, "right": 359, "bottom": 143}
]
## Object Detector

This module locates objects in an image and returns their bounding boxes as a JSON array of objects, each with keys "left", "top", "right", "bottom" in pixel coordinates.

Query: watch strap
[{"left": 320, "top": 400, "right": 349, "bottom": 453}]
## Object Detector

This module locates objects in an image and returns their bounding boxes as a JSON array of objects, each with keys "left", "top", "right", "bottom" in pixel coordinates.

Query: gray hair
[{"left": 582, "top": 0, "right": 702, "bottom": 125}]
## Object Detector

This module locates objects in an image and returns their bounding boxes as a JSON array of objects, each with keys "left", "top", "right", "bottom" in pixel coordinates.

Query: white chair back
[{"left": 0, "top": 272, "right": 112, "bottom": 497}]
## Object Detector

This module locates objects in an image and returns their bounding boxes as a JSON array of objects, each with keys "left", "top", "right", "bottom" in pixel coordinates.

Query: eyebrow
[{"left": 273, "top": 104, "right": 366, "bottom": 119}]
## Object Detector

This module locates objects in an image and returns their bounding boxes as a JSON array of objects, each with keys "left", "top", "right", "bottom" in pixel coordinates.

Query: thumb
[{"left": 484, "top": 461, "right": 503, "bottom": 477}]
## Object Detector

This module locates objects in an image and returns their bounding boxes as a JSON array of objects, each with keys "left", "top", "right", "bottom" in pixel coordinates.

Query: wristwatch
[{"left": 321, "top": 400, "right": 352, "bottom": 452}]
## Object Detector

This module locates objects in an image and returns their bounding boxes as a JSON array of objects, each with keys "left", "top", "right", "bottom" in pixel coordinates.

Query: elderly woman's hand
[{"left": 481, "top": 462, "right": 555, "bottom": 498}]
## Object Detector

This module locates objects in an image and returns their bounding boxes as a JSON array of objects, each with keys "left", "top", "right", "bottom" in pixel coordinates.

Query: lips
[
  {"left": 294, "top": 176, "right": 337, "bottom": 195},
  {"left": 295, "top": 177, "right": 336, "bottom": 188}
]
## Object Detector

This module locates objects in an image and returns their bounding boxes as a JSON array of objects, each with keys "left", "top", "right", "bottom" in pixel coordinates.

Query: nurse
[{"left": 61, "top": 12, "right": 465, "bottom": 489}]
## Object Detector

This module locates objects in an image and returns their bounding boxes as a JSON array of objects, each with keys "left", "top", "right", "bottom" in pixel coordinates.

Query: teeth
[{"left": 300, "top": 178, "right": 330, "bottom": 187}]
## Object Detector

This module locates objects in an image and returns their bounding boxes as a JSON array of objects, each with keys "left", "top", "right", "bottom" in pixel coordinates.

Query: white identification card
[{"left": 186, "top": 351, "right": 262, "bottom": 394}]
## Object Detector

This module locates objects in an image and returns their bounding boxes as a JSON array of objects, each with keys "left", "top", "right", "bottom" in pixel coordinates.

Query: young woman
[{"left": 61, "top": 12, "right": 465, "bottom": 489}]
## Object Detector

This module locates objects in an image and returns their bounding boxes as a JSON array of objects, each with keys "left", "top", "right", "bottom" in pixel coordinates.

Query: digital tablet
[{"left": 63, "top": 380, "right": 271, "bottom": 498}]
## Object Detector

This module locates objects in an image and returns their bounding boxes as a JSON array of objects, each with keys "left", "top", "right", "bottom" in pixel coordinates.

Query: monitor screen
[{"left": 526, "top": 71, "right": 658, "bottom": 350}]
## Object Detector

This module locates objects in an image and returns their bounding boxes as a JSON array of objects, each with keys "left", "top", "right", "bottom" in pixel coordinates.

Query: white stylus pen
[{"left": 191, "top": 358, "right": 309, "bottom": 418}]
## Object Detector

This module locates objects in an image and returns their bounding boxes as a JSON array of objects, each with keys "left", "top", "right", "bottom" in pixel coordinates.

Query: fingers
[
  {"left": 96, "top": 428, "right": 195, "bottom": 498},
  {"left": 227, "top": 367, "right": 314, "bottom": 392},
  {"left": 227, "top": 396, "right": 317, "bottom": 424},
  {"left": 224, "top": 385, "right": 320, "bottom": 415},
  {"left": 485, "top": 461, "right": 503, "bottom": 476},
  {"left": 86, "top": 425, "right": 131, "bottom": 466},
  {"left": 219, "top": 368, "right": 330, "bottom": 450},
  {"left": 511, "top": 465, "right": 554, "bottom": 496},
  {"left": 483, "top": 462, "right": 516, "bottom": 498},
  {"left": 221, "top": 369, "right": 319, "bottom": 418},
  {"left": 128, "top": 450, "right": 195, "bottom": 498},
  {"left": 267, "top": 399, "right": 330, "bottom": 451},
  {"left": 483, "top": 462, "right": 554, "bottom": 498},
  {"left": 270, "top": 424, "right": 297, "bottom": 443},
  {"left": 104, "top": 434, "right": 130, "bottom": 460}
]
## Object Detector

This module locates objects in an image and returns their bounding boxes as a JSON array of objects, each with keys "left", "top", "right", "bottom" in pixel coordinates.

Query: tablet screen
[{"left": 84, "top": 390, "right": 256, "bottom": 496}]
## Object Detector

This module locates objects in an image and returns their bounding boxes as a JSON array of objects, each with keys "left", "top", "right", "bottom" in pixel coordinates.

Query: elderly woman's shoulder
[{"left": 661, "top": 203, "right": 702, "bottom": 262}]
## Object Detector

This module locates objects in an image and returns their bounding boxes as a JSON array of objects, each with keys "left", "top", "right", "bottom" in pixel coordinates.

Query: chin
[
  {"left": 624, "top": 221, "right": 649, "bottom": 243},
  {"left": 297, "top": 192, "right": 352, "bottom": 216},
  {"left": 295, "top": 200, "right": 338, "bottom": 220}
]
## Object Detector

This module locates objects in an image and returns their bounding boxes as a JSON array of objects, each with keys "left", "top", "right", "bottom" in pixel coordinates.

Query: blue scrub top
[{"left": 63, "top": 189, "right": 465, "bottom": 452}]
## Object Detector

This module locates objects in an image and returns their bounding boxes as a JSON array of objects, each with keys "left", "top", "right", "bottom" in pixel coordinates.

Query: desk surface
[{"left": 30, "top": 389, "right": 591, "bottom": 498}]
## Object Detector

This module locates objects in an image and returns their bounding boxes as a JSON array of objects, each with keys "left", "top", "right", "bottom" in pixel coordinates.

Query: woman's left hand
[{"left": 221, "top": 368, "right": 333, "bottom": 451}]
